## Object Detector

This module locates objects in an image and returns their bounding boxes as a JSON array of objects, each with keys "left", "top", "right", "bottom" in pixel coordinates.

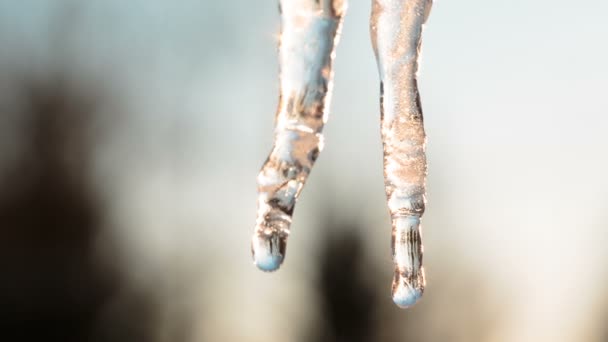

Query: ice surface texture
[
  {"left": 252, "top": 0, "right": 433, "bottom": 309},
  {"left": 371, "top": 0, "right": 432, "bottom": 308},
  {"left": 251, "top": 0, "right": 346, "bottom": 272}
]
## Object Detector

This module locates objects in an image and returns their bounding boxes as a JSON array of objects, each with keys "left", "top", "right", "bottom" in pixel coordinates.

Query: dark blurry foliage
[
  {"left": 309, "top": 225, "right": 378, "bottom": 342},
  {"left": 0, "top": 75, "right": 158, "bottom": 342}
]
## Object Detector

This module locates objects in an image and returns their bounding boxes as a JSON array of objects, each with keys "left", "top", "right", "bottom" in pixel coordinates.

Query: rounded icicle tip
[
  {"left": 391, "top": 271, "right": 425, "bottom": 308},
  {"left": 251, "top": 230, "right": 287, "bottom": 272}
]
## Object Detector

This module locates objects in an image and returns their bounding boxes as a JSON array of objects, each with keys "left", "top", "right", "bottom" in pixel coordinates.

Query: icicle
[
  {"left": 370, "top": 0, "right": 432, "bottom": 308},
  {"left": 251, "top": 0, "right": 346, "bottom": 272}
]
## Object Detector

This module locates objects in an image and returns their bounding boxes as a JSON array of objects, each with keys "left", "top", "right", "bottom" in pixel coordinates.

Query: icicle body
[
  {"left": 370, "top": 0, "right": 432, "bottom": 308},
  {"left": 252, "top": 0, "right": 346, "bottom": 272}
]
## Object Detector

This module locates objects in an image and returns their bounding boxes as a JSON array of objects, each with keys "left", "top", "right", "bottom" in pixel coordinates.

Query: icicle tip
[
  {"left": 251, "top": 230, "right": 287, "bottom": 272},
  {"left": 391, "top": 273, "right": 424, "bottom": 308}
]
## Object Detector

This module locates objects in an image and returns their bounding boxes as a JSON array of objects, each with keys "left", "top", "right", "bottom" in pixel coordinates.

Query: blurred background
[{"left": 1, "top": 1, "right": 607, "bottom": 341}]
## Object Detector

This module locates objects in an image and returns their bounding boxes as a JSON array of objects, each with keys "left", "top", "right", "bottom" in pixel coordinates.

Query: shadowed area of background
[{"left": 0, "top": 75, "right": 160, "bottom": 341}]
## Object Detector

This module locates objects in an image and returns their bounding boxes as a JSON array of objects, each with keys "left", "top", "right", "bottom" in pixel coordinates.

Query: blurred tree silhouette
[
  {"left": 308, "top": 225, "right": 378, "bottom": 342},
  {"left": 0, "top": 74, "right": 158, "bottom": 342}
]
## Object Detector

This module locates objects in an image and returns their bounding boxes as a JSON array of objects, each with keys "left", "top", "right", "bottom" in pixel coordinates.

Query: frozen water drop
[
  {"left": 392, "top": 271, "right": 424, "bottom": 308},
  {"left": 252, "top": 230, "right": 288, "bottom": 272},
  {"left": 251, "top": 0, "right": 434, "bottom": 310},
  {"left": 390, "top": 215, "right": 425, "bottom": 307}
]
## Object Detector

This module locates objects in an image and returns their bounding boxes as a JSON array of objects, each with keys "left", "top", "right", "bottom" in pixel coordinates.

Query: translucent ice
[
  {"left": 370, "top": 0, "right": 433, "bottom": 308},
  {"left": 251, "top": 0, "right": 346, "bottom": 271},
  {"left": 253, "top": 0, "right": 434, "bottom": 310}
]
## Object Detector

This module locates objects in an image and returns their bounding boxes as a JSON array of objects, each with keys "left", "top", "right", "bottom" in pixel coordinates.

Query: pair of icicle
[{"left": 251, "top": 0, "right": 433, "bottom": 308}]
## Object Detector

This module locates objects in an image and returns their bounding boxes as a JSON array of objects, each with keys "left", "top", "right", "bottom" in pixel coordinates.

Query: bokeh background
[{"left": 1, "top": 1, "right": 607, "bottom": 341}]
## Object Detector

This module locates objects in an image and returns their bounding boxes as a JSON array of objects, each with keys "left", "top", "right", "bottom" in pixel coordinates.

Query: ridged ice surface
[
  {"left": 251, "top": 0, "right": 346, "bottom": 272},
  {"left": 371, "top": 0, "right": 432, "bottom": 308}
]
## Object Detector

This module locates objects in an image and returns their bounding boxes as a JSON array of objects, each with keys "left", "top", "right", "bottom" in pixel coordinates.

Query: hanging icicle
[
  {"left": 251, "top": 0, "right": 346, "bottom": 272},
  {"left": 252, "top": 0, "right": 433, "bottom": 309},
  {"left": 371, "top": 0, "right": 432, "bottom": 308}
]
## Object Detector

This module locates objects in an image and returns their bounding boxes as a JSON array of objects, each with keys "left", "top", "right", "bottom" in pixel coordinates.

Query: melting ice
[
  {"left": 371, "top": 0, "right": 432, "bottom": 308},
  {"left": 251, "top": 0, "right": 346, "bottom": 271},
  {"left": 252, "top": 0, "right": 433, "bottom": 309}
]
